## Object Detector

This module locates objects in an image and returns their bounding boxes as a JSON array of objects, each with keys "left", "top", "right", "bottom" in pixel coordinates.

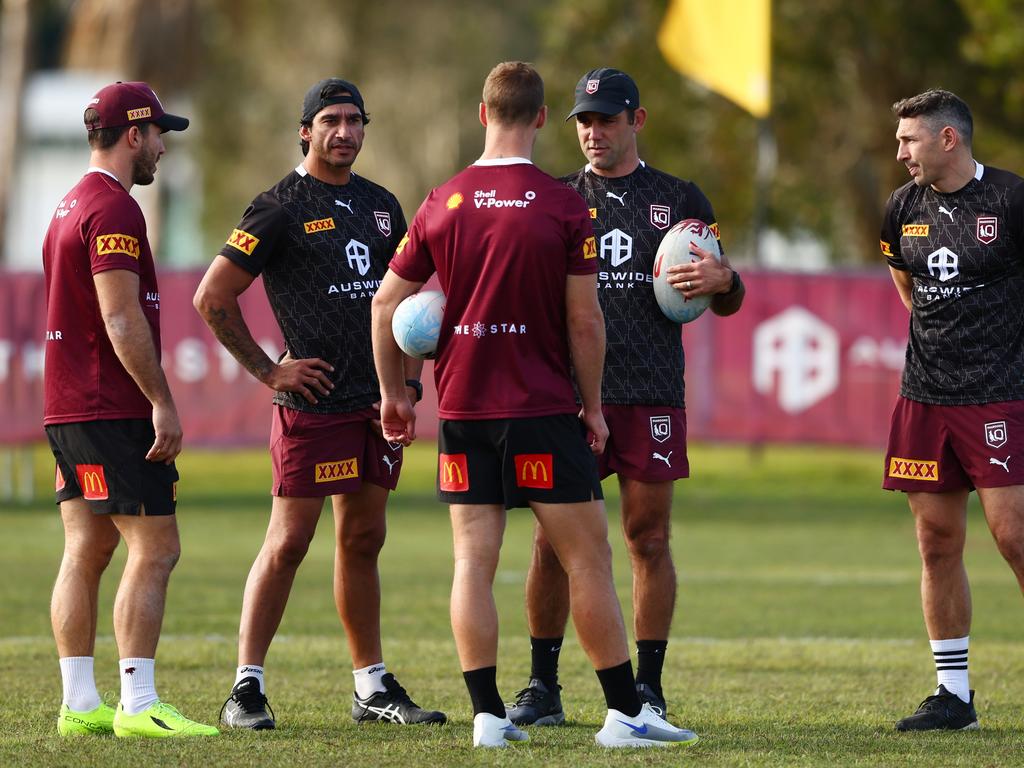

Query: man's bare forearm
[
  {"left": 104, "top": 307, "right": 175, "bottom": 408},
  {"left": 199, "top": 300, "right": 275, "bottom": 383}
]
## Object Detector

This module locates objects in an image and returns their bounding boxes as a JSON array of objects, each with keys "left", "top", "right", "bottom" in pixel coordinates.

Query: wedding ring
[{"left": 685, "top": 280, "right": 692, "bottom": 290}]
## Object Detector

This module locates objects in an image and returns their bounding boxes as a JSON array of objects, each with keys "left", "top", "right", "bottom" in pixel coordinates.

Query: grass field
[{"left": 2, "top": 441, "right": 1023, "bottom": 767}]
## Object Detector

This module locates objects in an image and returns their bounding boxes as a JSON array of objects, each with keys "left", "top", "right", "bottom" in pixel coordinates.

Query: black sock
[
  {"left": 635, "top": 639, "right": 668, "bottom": 696},
  {"left": 463, "top": 666, "right": 505, "bottom": 718},
  {"left": 529, "top": 636, "right": 563, "bottom": 687},
  {"left": 596, "top": 660, "right": 641, "bottom": 717}
]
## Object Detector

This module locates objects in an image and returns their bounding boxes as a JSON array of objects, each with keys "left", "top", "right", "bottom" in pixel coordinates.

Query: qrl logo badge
[
  {"left": 440, "top": 453, "right": 469, "bottom": 492},
  {"left": 515, "top": 454, "right": 554, "bottom": 489},
  {"left": 650, "top": 415, "right": 671, "bottom": 444},
  {"left": 650, "top": 205, "right": 671, "bottom": 231},
  {"left": 977, "top": 216, "right": 998, "bottom": 244},
  {"left": 75, "top": 464, "right": 109, "bottom": 500},
  {"left": 985, "top": 420, "right": 1007, "bottom": 449},
  {"left": 585, "top": 79, "right": 600, "bottom": 94},
  {"left": 374, "top": 211, "right": 392, "bottom": 237}
]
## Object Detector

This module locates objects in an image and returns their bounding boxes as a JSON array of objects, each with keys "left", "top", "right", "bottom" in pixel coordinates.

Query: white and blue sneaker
[
  {"left": 473, "top": 712, "right": 529, "bottom": 748},
  {"left": 595, "top": 702, "right": 698, "bottom": 748}
]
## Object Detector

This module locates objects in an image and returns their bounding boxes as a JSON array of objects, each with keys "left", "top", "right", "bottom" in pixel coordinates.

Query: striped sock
[{"left": 930, "top": 635, "right": 969, "bottom": 703}]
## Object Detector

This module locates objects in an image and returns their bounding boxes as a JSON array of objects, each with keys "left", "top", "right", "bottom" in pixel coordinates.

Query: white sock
[
  {"left": 59, "top": 656, "right": 101, "bottom": 712},
  {"left": 119, "top": 658, "right": 158, "bottom": 715},
  {"left": 930, "top": 635, "right": 970, "bottom": 703},
  {"left": 353, "top": 662, "right": 388, "bottom": 699},
  {"left": 235, "top": 664, "right": 265, "bottom": 694}
]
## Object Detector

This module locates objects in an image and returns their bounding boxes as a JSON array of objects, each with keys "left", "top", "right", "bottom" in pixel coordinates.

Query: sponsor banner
[
  {"left": 0, "top": 270, "right": 908, "bottom": 448},
  {"left": 439, "top": 452, "right": 469, "bottom": 492}
]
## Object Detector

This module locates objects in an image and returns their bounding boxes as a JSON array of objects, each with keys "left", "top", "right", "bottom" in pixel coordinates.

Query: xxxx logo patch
[
  {"left": 583, "top": 236, "right": 597, "bottom": 259},
  {"left": 96, "top": 234, "right": 140, "bottom": 259},
  {"left": 888, "top": 457, "right": 938, "bottom": 481},
  {"left": 315, "top": 458, "right": 359, "bottom": 483},
  {"left": 227, "top": 228, "right": 259, "bottom": 255},
  {"left": 303, "top": 217, "right": 336, "bottom": 235}
]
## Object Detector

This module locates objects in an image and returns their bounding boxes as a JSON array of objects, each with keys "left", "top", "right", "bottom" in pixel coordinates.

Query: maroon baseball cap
[{"left": 84, "top": 81, "right": 189, "bottom": 132}]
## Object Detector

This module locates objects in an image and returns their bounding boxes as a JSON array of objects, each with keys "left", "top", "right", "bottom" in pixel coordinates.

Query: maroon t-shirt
[
  {"left": 389, "top": 159, "right": 598, "bottom": 419},
  {"left": 41, "top": 170, "right": 161, "bottom": 424}
]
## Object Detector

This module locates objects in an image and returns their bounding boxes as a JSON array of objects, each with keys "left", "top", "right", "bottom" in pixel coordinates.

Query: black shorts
[
  {"left": 45, "top": 419, "right": 178, "bottom": 516},
  {"left": 437, "top": 414, "right": 603, "bottom": 509}
]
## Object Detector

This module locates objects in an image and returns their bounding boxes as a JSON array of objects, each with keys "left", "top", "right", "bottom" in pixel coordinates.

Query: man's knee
[
  {"left": 623, "top": 517, "right": 671, "bottom": 562},
  {"left": 532, "top": 528, "right": 562, "bottom": 572},
  {"left": 265, "top": 528, "right": 315, "bottom": 570},
  {"left": 990, "top": 525, "right": 1024, "bottom": 569},
  {"left": 915, "top": 519, "right": 964, "bottom": 568},
  {"left": 338, "top": 521, "right": 386, "bottom": 562}
]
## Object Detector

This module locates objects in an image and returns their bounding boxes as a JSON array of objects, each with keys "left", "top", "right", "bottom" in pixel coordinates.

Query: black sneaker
[
  {"left": 895, "top": 685, "right": 979, "bottom": 731},
  {"left": 220, "top": 676, "right": 276, "bottom": 730},
  {"left": 506, "top": 678, "right": 565, "bottom": 726},
  {"left": 351, "top": 673, "right": 447, "bottom": 724},
  {"left": 636, "top": 682, "right": 667, "bottom": 718}
]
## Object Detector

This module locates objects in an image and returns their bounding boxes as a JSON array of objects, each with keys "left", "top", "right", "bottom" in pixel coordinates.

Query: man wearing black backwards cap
[
  {"left": 195, "top": 78, "right": 442, "bottom": 730},
  {"left": 43, "top": 81, "right": 217, "bottom": 738},
  {"left": 508, "top": 68, "right": 745, "bottom": 728}
]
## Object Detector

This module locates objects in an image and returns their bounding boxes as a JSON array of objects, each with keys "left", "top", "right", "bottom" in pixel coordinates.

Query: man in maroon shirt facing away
[
  {"left": 42, "top": 81, "right": 217, "bottom": 739},
  {"left": 371, "top": 61, "right": 698, "bottom": 749}
]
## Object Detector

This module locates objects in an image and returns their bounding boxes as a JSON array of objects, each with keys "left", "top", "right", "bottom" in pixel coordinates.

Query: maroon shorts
[
  {"left": 883, "top": 396, "right": 1024, "bottom": 492},
  {"left": 270, "top": 405, "right": 402, "bottom": 497},
  {"left": 597, "top": 404, "right": 689, "bottom": 482}
]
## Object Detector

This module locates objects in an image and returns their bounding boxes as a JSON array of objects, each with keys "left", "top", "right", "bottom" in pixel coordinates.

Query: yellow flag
[{"left": 658, "top": 0, "right": 771, "bottom": 118}]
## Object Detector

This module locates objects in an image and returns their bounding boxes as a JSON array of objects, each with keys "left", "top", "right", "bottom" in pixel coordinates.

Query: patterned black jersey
[
  {"left": 881, "top": 163, "right": 1024, "bottom": 405},
  {"left": 561, "top": 162, "right": 720, "bottom": 407},
  {"left": 218, "top": 166, "right": 407, "bottom": 414}
]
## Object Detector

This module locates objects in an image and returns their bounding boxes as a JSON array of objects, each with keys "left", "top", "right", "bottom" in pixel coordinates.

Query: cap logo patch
[
  {"left": 586, "top": 79, "right": 600, "bottom": 94},
  {"left": 374, "top": 211, "right": 392, "bottom": 237},
  {"left": 127, "top": 107, "right": 152, "bottom": 121}
]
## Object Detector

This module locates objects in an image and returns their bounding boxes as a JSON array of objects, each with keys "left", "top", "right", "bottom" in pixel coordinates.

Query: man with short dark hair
[
  {"left": 372, "top": 61, "right": 698, "bottom": 749},
  {"left": 881, "top": 88, "right": 1024, "bottom": 731},
  {"left": 194, "top": 77, "right": 443, "bottom": 730},
  {"left": 508, "top": 67, "right": 744, "bottom": 727},
  {"left": 43, "top": 81, "right": 217, "bottom": 738}
]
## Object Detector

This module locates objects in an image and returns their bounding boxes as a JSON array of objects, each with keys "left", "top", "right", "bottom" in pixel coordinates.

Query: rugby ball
[
  {"left": 652, "top": 219, "right": 721, "bottom": 324},
  {"left": 392, "top": 290, "right": 445, "bottom": 359}
]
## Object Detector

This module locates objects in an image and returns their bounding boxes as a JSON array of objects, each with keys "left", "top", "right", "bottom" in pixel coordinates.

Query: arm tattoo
[{"left": 203, "top": 304, "right": 274, "bottom": 382}]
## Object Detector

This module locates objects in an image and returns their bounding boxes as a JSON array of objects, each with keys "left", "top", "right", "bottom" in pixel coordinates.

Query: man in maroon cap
[{"left": 43, "top": 81, "right": 218, "bottom": 738}]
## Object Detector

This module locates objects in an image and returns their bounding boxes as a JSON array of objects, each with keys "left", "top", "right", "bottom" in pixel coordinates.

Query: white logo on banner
[
  {"left": 985, "top": 420, "right": 1007, "bottom": 449},
  {"left": 346, "top": 239, "right": 370, "bottom": 276},
  {"left": 753, "top": 307, "right": 839, "bottom": 413},
  {"left": 927, "top": 247, "right": 959, "bottom": 282}
]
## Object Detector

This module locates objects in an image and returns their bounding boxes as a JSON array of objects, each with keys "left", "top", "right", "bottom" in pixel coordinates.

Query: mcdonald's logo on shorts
[
  {"left": 439, "top": 453, "right": 469, "bottom": 492},
  {"left": 75, "top": 464, "right": 109, "bottom": 500},
  {"left": 514, "top": 453, "right": 553, "bottom": 489},
  {"left": 888, "top": 457, "right": 939, "bottom": 481}
]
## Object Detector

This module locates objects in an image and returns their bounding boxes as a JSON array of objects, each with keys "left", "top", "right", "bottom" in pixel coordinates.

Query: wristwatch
[{"left": 405, "top": 379, "right": 423, "bottom": 402}]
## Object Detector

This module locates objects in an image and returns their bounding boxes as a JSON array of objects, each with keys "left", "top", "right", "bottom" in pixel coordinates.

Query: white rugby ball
[
  {"left": 652, "top": 219, "right": 721, "bottom": 324},
  {"left": 392, "top": 290, "right": 445, "bottom": 359}
]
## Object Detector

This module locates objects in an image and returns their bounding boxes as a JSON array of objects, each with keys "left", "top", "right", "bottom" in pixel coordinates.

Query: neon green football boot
[
  {"left": 57, "top": 702, "right": 116, "bottom": 736},
  {"left": 112, "top": 701, "right": 219, "bottom": 738}
]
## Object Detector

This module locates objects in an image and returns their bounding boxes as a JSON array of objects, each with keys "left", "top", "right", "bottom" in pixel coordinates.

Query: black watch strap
[{"left": 405, "top": 379, "right": 423, "bottom": 402}]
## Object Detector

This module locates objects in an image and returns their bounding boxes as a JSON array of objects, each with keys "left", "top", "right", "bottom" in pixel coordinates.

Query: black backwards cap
[
  {"left": 301, "top": 78, "right": 369, "bottom": 124},
  {"left": 566, "top": 68, "right": 640, "bottom": 120}
]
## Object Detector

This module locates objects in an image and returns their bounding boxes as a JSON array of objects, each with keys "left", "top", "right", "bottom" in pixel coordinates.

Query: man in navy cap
[
  {"left": 508, "top": 68, "right": 745, "bottom": 728},
  {"left": 44, "top": 81, "right": 218, "bottom": 738},
  {"left": 195, "top": 78, "right": 443, "bottom": 730}
]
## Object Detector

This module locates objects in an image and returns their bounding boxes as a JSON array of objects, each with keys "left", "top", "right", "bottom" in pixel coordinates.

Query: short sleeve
[
  {"left": 565, "top": 190, "right": 598, "bottom": 275},
  {"left": 85, "top": 197, "right": 146, "bottom": 276},
  {"left": 217, "top": 191, "right": 286, "bottom": 276},
  {"left": 687, "top": 183, "right": 723, "bottom": 254},
  {"left": 880, "top": 192, "right": 904, "bottom": 269},
  {"left": 388, "top": 194, "right": 437, "bottom": 283}
]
